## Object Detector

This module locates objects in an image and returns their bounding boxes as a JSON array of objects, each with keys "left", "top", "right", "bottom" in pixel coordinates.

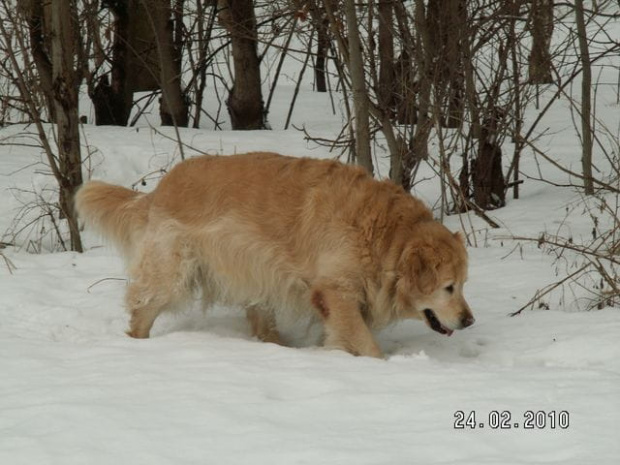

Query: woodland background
[{"left": 0, "top": 0, "right": 619, "bottom": 311}]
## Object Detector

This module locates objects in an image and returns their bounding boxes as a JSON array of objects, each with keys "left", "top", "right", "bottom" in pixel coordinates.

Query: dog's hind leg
[
  {"left": 246, "top": 305, "right": 282, "bottom": 345},
  {"left": 125, "top": 281, "right": 171, "bottom": 339},
  {"left": 125, "top": 237, "right": 194, "bottom": 339},
  {"left": 312, "top": 287, "right": 383, "bottom": 358}
]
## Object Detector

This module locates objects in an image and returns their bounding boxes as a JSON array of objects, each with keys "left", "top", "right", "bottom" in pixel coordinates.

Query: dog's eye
[{"left": 445, "top": 285, "right": 454, "bottom": 294}]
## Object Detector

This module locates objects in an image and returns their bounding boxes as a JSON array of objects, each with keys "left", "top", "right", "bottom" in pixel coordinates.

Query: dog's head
[{"left": 395, "top": 222, "right": 474, "bottom": 335}]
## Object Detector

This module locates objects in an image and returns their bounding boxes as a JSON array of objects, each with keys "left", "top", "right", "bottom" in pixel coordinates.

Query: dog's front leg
[
  {"left": 246, "top": 304, "right": 282, "bottom": 345},
  {"left": 311, "top": 287, "right": 383, "bottom": 359}
]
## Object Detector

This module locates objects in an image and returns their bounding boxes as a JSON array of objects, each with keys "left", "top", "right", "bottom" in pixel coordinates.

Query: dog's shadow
[
  {"left": 148, "top": 304, "right": 484, "bottom": 361},
  {"left": 150, "top": 303, "right": 324, "bottom": 349}
]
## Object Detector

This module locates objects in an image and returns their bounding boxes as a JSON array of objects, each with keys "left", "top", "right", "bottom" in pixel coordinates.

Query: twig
[
  {"left": 285, "top": 30, "right": 313, "bottom": 130},
  {"left": 518, "top": 136, "right": 620, "bottom": 194},
  {"left": 87, "top": 277, "right": 127, "bottom": 293},
  {"left": 510, "top": 264, "right": 590, "bottom": 316},
  {"left": 499, "top": 234, "right": 620, "bottom": 265},
  {"left": 0, "top": 250, "right": 16, "bottom": 274},
  {"left": 265, "top": 15, "right": 297, "bottom": 115}
]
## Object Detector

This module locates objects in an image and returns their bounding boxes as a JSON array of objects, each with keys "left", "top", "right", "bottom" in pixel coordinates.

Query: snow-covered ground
[{"left": 1, "top": 26, "right": 620, "bottom": 465}]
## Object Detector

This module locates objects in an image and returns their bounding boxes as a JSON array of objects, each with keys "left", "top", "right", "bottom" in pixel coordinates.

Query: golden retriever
[{"left": 75, "top": 152, "right": 474, "bottom": 358}]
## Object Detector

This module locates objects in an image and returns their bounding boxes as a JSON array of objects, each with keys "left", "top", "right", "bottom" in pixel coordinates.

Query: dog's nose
[{"left": 461, "top": 314, "right": 475, "bottom": 328}]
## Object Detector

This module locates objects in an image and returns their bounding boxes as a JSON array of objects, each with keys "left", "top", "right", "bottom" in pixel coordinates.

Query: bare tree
[
  {"left": 574, "top": 0, "right": 594, "bottom": 195},
  {"left": 89, "top": 0, "right": 188, "bottom": 127},
  {"left": 51, "top": 0, "right": 83, "bottom": 251},
  {"left": 22, "top": 0, "right": 55, "bottom": 121},
  {"left": 0, "top": 0, "right": 83, "bottom": 251},
  {"left": 528, "top": 0, "right": 554, "bottom": 84},
  {"left": 342, "top": 0, "right": 373, "bottom": 173},
  {"left": 89, "top": 1, "right": 133, "bottom": 125},
  {"left": 218, "top": 0, "right": 266, "bottom": 130},
  {"left": 150, "top": 0, "right": 189, "bottom": 127},
  {"left": 377, "top": 0, "right": 396, "bottom": 115},
  {"left": 186, "top": 0, "right": 218, "bottom": 128},
  {"left": 427, "top": 0, "right": 466, "bottom": 127},
  {"left": 410, "top": 0, "right": 432, "bottom": 167},
  {"left": 303, "top": 0, "right": 331, "bottom": 92}
]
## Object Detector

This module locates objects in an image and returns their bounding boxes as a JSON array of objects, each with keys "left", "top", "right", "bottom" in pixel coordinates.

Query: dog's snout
[{"left": 460, "top": 314, "right": 475, "bottom": 328}]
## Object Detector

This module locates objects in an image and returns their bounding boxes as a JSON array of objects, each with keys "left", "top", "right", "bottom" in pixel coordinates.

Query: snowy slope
[
  {"left": 2, "top": 121, "right": 619, "bottom": 465},
  {"left": 1, "top": 245, "right": 619, "bottom": 465}
]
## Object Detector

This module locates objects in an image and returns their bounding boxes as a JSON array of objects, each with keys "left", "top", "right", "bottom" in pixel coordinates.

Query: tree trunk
[
  {"left": 528, "top": 0, "right": 554, "bottom": 84},
  {"left": 153, "top": 0, "right": 189, "bottom": 127},
  {"left": 377, "top": 0, "right": 395, "bottom": 113},
  {"left": 427, "top": 0, "right": 465, "bottom": 128},
  {"left": 307, "top": 1, "right": 330, "bottom": 93},
  {"left": 575, "top": 0, "right": 594, "bottom": 195},
  {"left": 507, "top": 0, "right": 525, "bottom": 200},
  {"left": 314, "top": 16, "right": 329, "bottom": 93},
  {"left": 472, "top": 105, "right": 507, "bottom": 210},
  {"left": 411, "top": 0, "right": 431, "bottom": 164},
  {"left": 23, "top": 0, "right": 55, "bottom": 121},
  {"left": 192, "top": 0, "right": 217, "bottom": 128},
  {"left": 392, "top": 1, "right": 417, "bottom": 127},
  {"left": 343, "top": 0, "right": 373, "bottom": 174},
  {"left": 381, "top": 0, "right": 406, "bottom": 186},
  {"left": 218, "top": 0, "right": 266, "bottom": 130},
  {"left": 473, "top": 140, "right": 507, "bottom": 210},
  {"left": 92, "top": 0, "right": 133, "bottom": 125},
  {"left": 444, "top": 0, "right": 466, "bottom": 128},
  {"left": 51, "top": 0, "right": 83, "bottom": 252},
  {"left": 92, "top": 0, "right": 188, "bottom": 127}
]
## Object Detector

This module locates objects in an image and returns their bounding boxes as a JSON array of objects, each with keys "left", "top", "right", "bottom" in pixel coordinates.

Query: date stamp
[{"left": 454, "top": 410, "right": 570, "bottom": 430}]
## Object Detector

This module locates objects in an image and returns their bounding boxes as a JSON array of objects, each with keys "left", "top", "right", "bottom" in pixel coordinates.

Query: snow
[
  {"left": 2, "top": 21, "right": 620, "bottom": 465},
  {"left": 1, "top": 245, "right": 618, "bottom": 465},
  {"left": 2, "top": 243, "right": 618, "bottom": 465}
]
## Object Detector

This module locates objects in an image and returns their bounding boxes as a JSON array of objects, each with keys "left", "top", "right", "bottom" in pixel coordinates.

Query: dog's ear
[
  {"left": 454, "top": 231, "right": 466, "bottom": 245},
  {"left": 411, "top": 246, "right": 439, "bottom": 295}
]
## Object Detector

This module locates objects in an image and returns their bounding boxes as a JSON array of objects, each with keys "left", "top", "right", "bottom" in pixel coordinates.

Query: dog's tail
[{"left": 75, "top": 181, "right": 149, "bottom": 253}]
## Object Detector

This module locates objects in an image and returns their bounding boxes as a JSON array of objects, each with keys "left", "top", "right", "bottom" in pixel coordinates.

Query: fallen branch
[
  {"left": 0, "top": 250, "right": 16, "bottom": 274},
  {"left": 510, "top": 264, "right": 590, "bottom": 316},
  {"left": 498, "top": 234, "right": 620, "bottom": 266},
  {"left": 87, "top": 277, "right": 127, "bottom": 293},
  {"left": 518, "top": 136, "right": 620, "bottom": 194}
]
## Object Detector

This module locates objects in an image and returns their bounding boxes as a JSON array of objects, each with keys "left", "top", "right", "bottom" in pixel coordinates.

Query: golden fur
[{"left": 75, "top": 152, "right": 474, "bottom": 358}]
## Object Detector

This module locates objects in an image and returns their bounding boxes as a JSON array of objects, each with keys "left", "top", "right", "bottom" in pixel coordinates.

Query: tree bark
[
  {"left": 51, "top": 0, "right": 83, "bottom": 251},
  {"left": 575, "top": 0, "right": 594, "bottom": 195},
  {"left": 444, "top": 0, "right": 466, "bottom": 128},
  {"left": 528, "top": 0, "right": 554, "bottom": 84},
  {"left": 92, "top": 0, "right": 188, "bottom": 127},
  {"left": 411, "top": 0, "right": 431, "bottom": 164},
  {"left": 192, "top": 0, "right": 217, "bottom": 127},
  {"left": 314, "top": 20, "right": 329, "bottom": 93},
  {"left": 377, "top": 0, "right": 395, "bottom": 113},
  {"left": 23, "top": 0, "right": 55, "bottom": 121},
  {"left": 472, "top": 106, "right": 507, "bottom": 211},
  {"left": 473, "top": 140, "right": 507, "bottom": 210},
  {"left": 427, "top": 0, "right": 465, "bottom": 128},
  {"left": 306, "top": 1, "right": 330, "bottom": 92},
  {"left": 152, "top": 0, "right": 189, "bottom": 127},
  {"left": 392, "top": 1, "right": 417, "bottom": 127},
  {"left": 507, "top": 0, "right": 525, "bottom": 200},
  {"left": 92, "top": 0, "right": 133, "bottom": 125},
  {"left": 218, "top": 0, "right": 266, "bottom": 130},
  {"left": 343, "top": 0, "right": 373, "bottom": 174}
]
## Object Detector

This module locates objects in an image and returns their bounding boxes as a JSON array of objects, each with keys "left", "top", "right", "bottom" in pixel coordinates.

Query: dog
[{"left": 75, "top": 152, "right": 474, "bottom": 358}]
